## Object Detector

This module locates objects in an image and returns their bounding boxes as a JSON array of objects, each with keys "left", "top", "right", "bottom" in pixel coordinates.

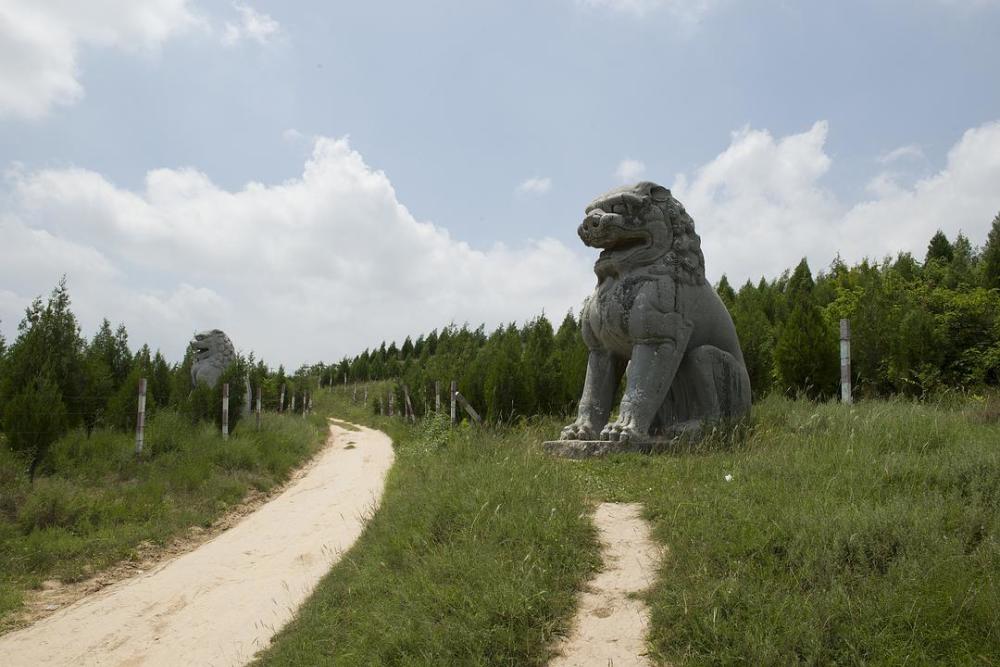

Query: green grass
[
  {"left": 254, "top": 388, "right": 601, "bottom": 666},
  {"left": 570, "top": 394, "right": 1000, "bottom": 665},
  {"left": 262, "top": 389, "right": 999, "bottom": 666},
  {"left": 0, "top": 408, "right": 326, "bottom": 631}
]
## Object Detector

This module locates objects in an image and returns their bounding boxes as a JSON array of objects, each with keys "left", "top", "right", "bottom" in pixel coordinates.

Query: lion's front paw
[
  {"left": 560, "top": 422, "right": 597, "bottom": 441},
  {"left": 600, "top": 417, "right": 647, "bottom": 444}
]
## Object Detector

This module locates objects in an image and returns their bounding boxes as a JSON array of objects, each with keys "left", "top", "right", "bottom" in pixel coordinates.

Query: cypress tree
[
  {"left": 982, "top": 212, "right": 1000, "bottom": 289},
  {"left": 925, "top": 229, "right": 954, "bottom": 264},
  {"left": 774, "top": 259, "right": 838, "bottom": 399}
]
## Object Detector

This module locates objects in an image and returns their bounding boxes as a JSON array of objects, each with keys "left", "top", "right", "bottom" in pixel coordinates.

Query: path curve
[{"left": 0, "top": 421, "right": 394, "bottom": 666}]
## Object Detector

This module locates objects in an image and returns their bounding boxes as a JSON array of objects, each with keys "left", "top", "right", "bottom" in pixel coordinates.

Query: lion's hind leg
[{"left": 654, "top": 345, "right": 752, "bottom": 437}]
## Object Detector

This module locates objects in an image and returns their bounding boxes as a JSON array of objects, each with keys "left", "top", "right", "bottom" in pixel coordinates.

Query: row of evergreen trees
[
  {"left": 0, "top": 279, "right": 316, "bottom": 479},
  {"left": 324, "top": 215, "right": 1000, "bottom": 419}
]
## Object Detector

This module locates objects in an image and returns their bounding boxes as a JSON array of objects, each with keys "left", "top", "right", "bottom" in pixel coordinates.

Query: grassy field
[
  {"left": 261, "top": 390, "right": 999, "bottom": 665},
  {"left": 254, "top": 388, "right": 601, "bottom": 666},
  {"left": 0, "top": 408, "right": 326, "bottom": 631}
]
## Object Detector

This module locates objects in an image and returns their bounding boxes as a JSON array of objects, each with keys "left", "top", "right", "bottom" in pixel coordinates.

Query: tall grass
[
  {"left": 263, "top": 389, "right": 998, "bottom": 665},
  {"left": 0, "top": 409, "right": 326, "bottom": 630},
  {"left": 255, "top": 389, "right": 600, "bottom": 666},
  {"left": 570, "top": 394, "right": 1000, "bottom": 664}
]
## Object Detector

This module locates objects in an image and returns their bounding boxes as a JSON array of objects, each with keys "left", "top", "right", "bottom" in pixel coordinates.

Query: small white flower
[{"left": 724, "top": 474, "right": 733, "bottom": 482}]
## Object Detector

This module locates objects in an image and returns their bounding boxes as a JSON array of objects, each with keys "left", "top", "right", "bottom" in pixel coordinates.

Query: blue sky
[{"left": 2, "top": 0, "right": 999, "bottom": 366}]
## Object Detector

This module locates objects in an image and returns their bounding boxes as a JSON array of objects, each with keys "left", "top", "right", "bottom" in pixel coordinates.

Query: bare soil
[
  {"left": 0, "top": 421, "right": 394, "bottom": 666},
  {"left": 549, "top": 502, "right": 664, "bottom": 667}
]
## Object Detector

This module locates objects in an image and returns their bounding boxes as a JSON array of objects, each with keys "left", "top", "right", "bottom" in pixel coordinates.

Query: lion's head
[
  {"left": 189, "top": 329, "right": 236, "bottom": 388},
  {"left": 578, "top": 181, "right": 705, "bottom": 284}
]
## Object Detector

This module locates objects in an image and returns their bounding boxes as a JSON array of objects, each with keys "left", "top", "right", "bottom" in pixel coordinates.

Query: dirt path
[
  {"left": 550, "top": 502, "right": 664, "bottom": 667},
  {"left": 0, "top": 421, "right": 394, "bottom": 666}
]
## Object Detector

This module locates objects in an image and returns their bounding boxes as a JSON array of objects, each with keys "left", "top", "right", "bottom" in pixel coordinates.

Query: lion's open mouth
[{"left": 597, "top": 235, "right": 649, "bottom": 259}]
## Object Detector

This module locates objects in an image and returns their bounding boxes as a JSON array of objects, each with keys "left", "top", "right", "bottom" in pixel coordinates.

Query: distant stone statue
[
  {"left": 547, "top": 182, "right": 751, "bottom": 457},
  {"left": 189, "top": 329, "right": 237, "bottom": 388}
]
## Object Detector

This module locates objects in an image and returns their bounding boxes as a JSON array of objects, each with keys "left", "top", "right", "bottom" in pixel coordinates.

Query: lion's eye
[{"left": 612, "top": 204, "right": 627, "bottom": 214}]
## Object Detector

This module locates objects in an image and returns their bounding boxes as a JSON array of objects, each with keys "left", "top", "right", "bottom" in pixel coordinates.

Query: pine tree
[
  {"left": 716, "top": 275, "right": 736, "bottom": 310},
  {"left": 926, "top": 229, "right": 954, "bottom": 264},
  {"left": 774, "top": 259, "right": 838, "bottom": 399},
  {"left": 3, "top": 376, "right": 68, "bottom": 481},
  {"left": 981, "top": 212, "right": 1000, "bottom": 289}
]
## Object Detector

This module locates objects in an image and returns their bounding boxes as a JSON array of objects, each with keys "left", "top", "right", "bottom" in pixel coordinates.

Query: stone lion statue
[
  {"left": 557, "top": 181, "right": 751, "bottom": 450},
  {"left": 189, "top": 329, "right": 236, "bottom": 389}
]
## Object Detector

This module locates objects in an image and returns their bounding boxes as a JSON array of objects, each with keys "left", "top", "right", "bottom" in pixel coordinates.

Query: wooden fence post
[
  {"left": 435, "top": 380, "right": 441, "bottom": 413},
  {"left": 840, "top": 318, "right": 852, "bottom": 404},
  {"left": 222, "top": 383, "right": 230, "bottom": 441},
  {"left": 352, "top": 385, "right": 357, "bottom": 403},
  {"left": 303, "top": 391, "right": 308, "bottom": 418},
  {"left": 378, "top": 396, "right": 383, "bottom": 415},
  {"left": 455, "top": 391, "right": 482, "bottom": 424},
  {"left": 450, "top": 380, "right": 457, "bottom": 426},
  {"left": 291, "top": 393, "right": 296, "bottom": 413},
  {"left": 279, "top": 384, "right": 285, "bottom": 413},
  {"left": 255, "top": 385, "right": 262, "bottom": 430},
  {"left": 364, "top": 385, "right": 368, "bottom": 404},
  {"left": 388, "top": 392, "right": 395, "bottom": 417},
  {"left": 135, "top": 378, "right": 147, "bottom": 455},
  {"left": 403, "top": 384, "right": 415, "bottom": 423}
]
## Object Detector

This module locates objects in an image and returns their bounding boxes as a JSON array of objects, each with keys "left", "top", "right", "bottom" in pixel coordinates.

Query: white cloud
[
  {"left": 0, "top": 0, "right": 201, "bottom": 120},
  {"left": 0, "top": 139, "right": 591, "bottom": 365},
  {"left": 515, "top": 177, "right": 553, "bottom": 196},
  {"left": 672, "top": 120, "right": 1000, "bottom": 284},
  {"left": 222, "top": 2, "right": 279, "bottom": 46},
  {"left": 878, "top": 144, "right": 925, "bottom": 164},
  {"left": 282, "top": 128, "right": 305, "bottom": 143},
  {"left": 577, "top": 0, "right": 722, "bottom": 22},
  {"left": 614, "top": 158, "right": 646, "bottom": 183}
]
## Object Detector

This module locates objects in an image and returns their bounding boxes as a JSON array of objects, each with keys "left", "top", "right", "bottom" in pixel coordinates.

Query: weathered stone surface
[
  {"left": 555, "top": 181, "right": 751, "bottom": 453},
  {"left": 189, "top": 329, "right": 236, "bottom": 389}
]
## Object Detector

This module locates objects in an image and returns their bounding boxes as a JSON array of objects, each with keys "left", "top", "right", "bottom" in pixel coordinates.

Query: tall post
[
  {"left": 255, "top": 385, "right": 262, "bottom": 430},
  {"left": 378, "top": 396, "right": 384, "bottom": 415},
  {"left": 364, "top": 385, "right": 368, "bottom": 404},
  {"left": 291, "top": 393, "right": 296, "bottom": 413},
  {"left": 450, "top": 380, "right": 457, "bottom": 425},
  {"left": 352, "top": 385, "right": 357, "bottom": 403},
  {"left": 388, "top": 392, "right": 395, "bottom": 417},
  {"left": 135, "top": 378, "right": 147, "bottom": 455},
  {"left": 435, "top": 380, "right": 441, "bottom": 413},
  {"left": 303, "top": 391, "right": 309, "bottom": 418},
  {"left": 222, "top": 383, "right": 230, "bottom": 440},
  {"left": 279, "top": 384, "right": 285, "bottom": 413},
  {"left": 840, "top": 318, "right": 852, "bottom": 405}
]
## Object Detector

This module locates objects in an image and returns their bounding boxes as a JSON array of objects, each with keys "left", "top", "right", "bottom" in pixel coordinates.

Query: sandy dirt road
[
  {"left": 0, "top": 421, "right": 394, "bottom": 666},
  {"left": 549, "top": 502, "right": 663, "bottom": 667}
]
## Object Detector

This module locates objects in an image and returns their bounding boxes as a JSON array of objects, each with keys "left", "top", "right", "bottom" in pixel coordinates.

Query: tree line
[
  {"left": 323, "top": 213, "right": 1000, "bottom": 419},
  {"left": 0, "top": 279, "right": 315, "bottom": 480}
]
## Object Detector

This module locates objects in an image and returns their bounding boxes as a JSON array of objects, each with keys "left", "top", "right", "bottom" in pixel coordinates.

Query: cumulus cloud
[
  {"left": 577, "top": 0, "right": 722, "bottom": 22},
  {"left": 672, "top": 120, "right": 1000, "bottom": 285},
  {"left": 0, "top": 0, "right": 201, "bottom": 120},
  {"left": 615, "top": 158, "right": 646, "bottom": 183},
  {"left": 222, "top": 2, "right": 280, "bottom": 46},
  {"left": 0, "top": 139, "right": 592, "bottom": 365},
  {"left": 515, "top": 177, "right": 553, "bottom": 196}
]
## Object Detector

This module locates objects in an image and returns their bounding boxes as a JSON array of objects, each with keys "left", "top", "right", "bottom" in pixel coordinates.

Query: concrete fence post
[
  {"left": 135, "top": 378, "right": 147, "bottom": 455},
  {"left": 840, "top": 319, "right": 852, "bottom": 404},
  {"left": 255, "top": 386, "right": 262, "bottom": 430},
  {"left": 450, "top": 380, "right": 457, "bottom": 426},
  {"left": 222, "top": 383, "right": 230, "bottom": 441}
]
